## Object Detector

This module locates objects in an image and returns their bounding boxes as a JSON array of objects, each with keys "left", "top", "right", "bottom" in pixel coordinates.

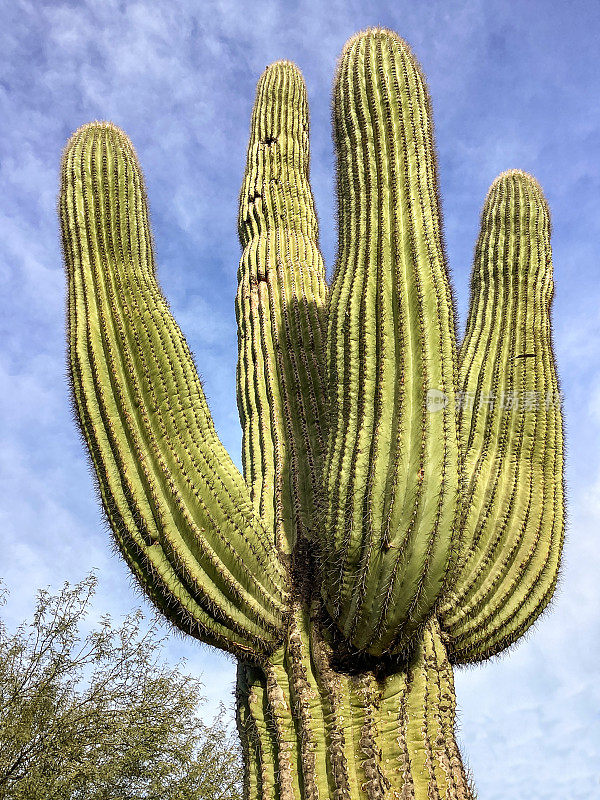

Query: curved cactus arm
[
  {"left": 321, "top": 29, "right": 460, "bottom": 657},
  {"left": 440, "top": 171, "right": 565, "bottom": 663},
  {"left": 60, "top": 122, "right": 290, "bottom": 659},
  {"left": 237, "top": 62, "right": 328, "bottom": 555}
]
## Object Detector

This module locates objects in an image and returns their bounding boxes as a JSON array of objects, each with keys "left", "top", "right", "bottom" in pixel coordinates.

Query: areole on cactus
[{"left": 59, "top": 26, "right": 564, "bottom": 800}]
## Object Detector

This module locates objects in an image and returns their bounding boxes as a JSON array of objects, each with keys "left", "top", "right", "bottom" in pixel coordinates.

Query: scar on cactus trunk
[{"left": 59, "top": 27, "right": 564, "bottom": 800}]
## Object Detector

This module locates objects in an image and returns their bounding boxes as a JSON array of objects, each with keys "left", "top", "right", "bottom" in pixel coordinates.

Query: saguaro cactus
[{"left": 59, "top": 27, "right": 564, "bottom": 800}]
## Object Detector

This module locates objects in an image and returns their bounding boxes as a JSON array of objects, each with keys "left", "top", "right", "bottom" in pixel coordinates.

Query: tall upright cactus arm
[
  {"left": 60, "top": 123, "right": 290, "bottom": 660},
  {"left": 320, "top": 29, "right": 461, "bottom": 657},
  {"left": 439, "top": 170, "right": 565, "bottom": 663},
  {"left": 236, "top": 62, "right": 328, "bottom": 558}
]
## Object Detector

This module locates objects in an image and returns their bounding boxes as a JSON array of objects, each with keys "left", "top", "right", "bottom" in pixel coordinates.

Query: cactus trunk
[
  {"left": 237, "top": 597, "right": 473, "bottom": 800},
  {"left": 60, "top": 25, "right": 564, "bottom": 800}
]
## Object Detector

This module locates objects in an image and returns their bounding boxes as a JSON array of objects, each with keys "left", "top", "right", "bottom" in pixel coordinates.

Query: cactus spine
[{"left": 60, "top": 27, "right": 564, "bottom": 800}]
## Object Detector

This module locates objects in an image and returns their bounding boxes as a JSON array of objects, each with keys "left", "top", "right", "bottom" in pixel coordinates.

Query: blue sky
[{"left": 1, "top": 1, "right": 599, "bottom": 797}]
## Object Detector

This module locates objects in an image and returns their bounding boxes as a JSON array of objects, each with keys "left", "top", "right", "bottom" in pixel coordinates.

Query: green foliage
[{"left": 0, "top": 575, "right": 242, "bottom": 800}]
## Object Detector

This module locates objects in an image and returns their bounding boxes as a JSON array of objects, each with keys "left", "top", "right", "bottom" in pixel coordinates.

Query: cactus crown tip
[
  {"left": 335, "top": 28, "right": 422, "bottom": 90},
  {"left": 489, "top": 168, "right": 550, "bottom": 217},
  {"left": 258, "top": 60, "right": 307, "bottom": 103},
  {"left": 340, "top": 26, "right": 412, "bottom": 56},
  {"left": 492, "top": 168, "right": 547, "bottom": 195},
  {"left": 262, "top": 59, "right": 304, "bottom": 79},
  {"left": 60, "top": 120, "right": 145, "bottom": 204},
  {"left": 62, "top": 120, "right": 133, "bottom": 161},
  {"left": 71, "top": 119, "right": 126, "bottom": 140}
]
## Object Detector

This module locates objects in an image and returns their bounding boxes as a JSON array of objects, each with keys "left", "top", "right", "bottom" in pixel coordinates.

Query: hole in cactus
[
  {"left": 249, "top": 273, "right": 268, "bottom": 288},
  {"left": 262, "top": 135, "right": 277, "bottom": 146}
]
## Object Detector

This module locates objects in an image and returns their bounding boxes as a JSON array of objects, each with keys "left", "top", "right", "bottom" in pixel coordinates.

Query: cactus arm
[
  {"left": 321, "top": 29, "right": 460, "bottom": 656},
  {"left": 60, "top": 123, "right": 289, "bottom": 659},
  {"left": 236, "top": 62, "right": 328, "bottom": 555},
  {"left": 440, "top": 171, "right": 565, "bottom": 663}
]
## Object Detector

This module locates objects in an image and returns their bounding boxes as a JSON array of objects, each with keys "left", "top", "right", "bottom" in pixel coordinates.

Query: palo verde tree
[
  {"left": 0, "top": 575, "right": 241, "bottom": 800},
  {"left": 59, "top": 27, "right": 564, "bottom": 800}
]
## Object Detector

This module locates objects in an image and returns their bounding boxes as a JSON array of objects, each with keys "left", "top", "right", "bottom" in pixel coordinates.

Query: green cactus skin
[{"left": 59, "top": 26, "right": 564, "bottom": 800}]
